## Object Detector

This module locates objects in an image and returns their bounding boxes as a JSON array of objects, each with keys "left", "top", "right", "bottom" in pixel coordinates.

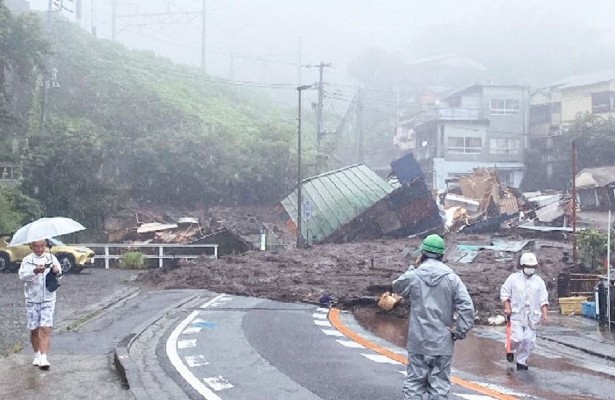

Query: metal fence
[{"left": 79, "top": 243, "right": 218, "bottom": 269}]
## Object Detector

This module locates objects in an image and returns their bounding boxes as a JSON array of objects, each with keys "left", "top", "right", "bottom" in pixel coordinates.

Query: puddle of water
[{"left": 352, "top": 305, "right": 612, "bottom": 400}]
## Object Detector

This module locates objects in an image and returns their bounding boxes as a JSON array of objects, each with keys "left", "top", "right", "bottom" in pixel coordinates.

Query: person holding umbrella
[{"left": 18, "top": 239, "right": 62, "bottom": 370}]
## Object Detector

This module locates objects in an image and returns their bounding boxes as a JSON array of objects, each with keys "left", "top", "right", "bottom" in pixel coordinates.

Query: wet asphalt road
[
  {"left": 354, "top": 307, "right": 615, "bottom": 400},
  {"left": 3, "top": 268, "right": 615, "bottom": 399}
]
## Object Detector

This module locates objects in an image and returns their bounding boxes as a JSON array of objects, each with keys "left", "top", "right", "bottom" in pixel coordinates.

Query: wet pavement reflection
[{"left": 353, "top": 305, "right": 614, "bottom": 400}]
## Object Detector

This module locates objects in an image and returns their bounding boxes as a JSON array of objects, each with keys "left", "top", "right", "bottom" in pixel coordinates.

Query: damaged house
[
  {"left": 574, "top": 166, "right": 615, "bottom": 210},
  {"left": 277, "top": 160, "right": 442, "bottom": 245}
]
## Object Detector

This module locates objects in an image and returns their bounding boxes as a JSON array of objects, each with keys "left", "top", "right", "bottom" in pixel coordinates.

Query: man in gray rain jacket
[{"left": 393, "top": 234, "right": 474, "bottom": 399}]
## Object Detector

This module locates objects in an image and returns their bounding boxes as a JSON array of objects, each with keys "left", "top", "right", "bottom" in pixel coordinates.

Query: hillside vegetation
[{"left": 6, "top": 12, "right": 309, "bottom": 230}]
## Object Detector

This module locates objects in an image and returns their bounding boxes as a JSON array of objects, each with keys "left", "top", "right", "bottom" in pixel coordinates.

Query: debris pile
[{"left": 439, "top": 168, "right": 574, "bottom": 235}]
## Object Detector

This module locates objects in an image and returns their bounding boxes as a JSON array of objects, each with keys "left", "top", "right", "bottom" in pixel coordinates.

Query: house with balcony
[
  {"left": 396, "top": 83, "right": 529, "bottom": 190},
  {"left": 530, "top": 69, "right": 615, "bottom": 137},
  {"left": 525, "top": 69, "right": 615, "bottom": 189}
]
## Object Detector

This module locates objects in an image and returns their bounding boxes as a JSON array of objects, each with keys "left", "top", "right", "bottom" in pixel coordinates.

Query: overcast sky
[{"left": 27, "top": 0, "right": 615, "bottom": 100}]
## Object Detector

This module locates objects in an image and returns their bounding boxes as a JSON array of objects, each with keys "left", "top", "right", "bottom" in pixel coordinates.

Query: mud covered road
[{"left": 136, "top": 233, "right": 571, "bottom": 323}]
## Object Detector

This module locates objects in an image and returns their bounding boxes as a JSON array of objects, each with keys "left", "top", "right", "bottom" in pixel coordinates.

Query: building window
[
  {"left": 447, "top": 137, "right": 482, "bottom": 154},
  {"left": 591, "top": 91, "right": 615, "bottom": 113},
  {"left": 489, "top": 98, "right": 520, "bottom": 115},
  {"left": 489, "top": 138, "right": 520, "bottom": 154}
]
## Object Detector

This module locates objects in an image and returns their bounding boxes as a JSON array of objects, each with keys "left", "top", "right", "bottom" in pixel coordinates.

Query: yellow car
[{"left": 0, "top": 236, "right": 95, "bottom": 274}]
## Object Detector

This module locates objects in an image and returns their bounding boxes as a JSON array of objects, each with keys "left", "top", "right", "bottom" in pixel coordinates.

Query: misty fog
[{"left": 28, "top": 0, "right": 615, "bottom": 102}]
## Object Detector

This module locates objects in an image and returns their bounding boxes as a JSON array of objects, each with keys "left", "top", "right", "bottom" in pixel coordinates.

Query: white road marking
[
  {"left": 203, "top": 294, "right": 231, "bottom": 308},
  {"left": 185, "top": 355, "right": 209, "bottom": 367},
  {"left": 336, "top": 339, "right": 364, "bottom": 348},
  {"left": 178, "top": 339, "right": 197, "bottom": 349},
  {"left": 166, "top": 294, "right": 227, "bottom": 400},
  {"left": 321, "top": 329, "right": 345, "bottom": 337},
  {"left": 313, "top": 320, "right": 332, "bottom": 327},
  {"left": 361, "top": 353, "right": 403, "bottom": 365},
  {"left": 456, "top": 395, "right": 497, "bottom": 400},
  {"left": 182, "top": 327, "right": 202, "bottom": 335},
  {"left": 398, "top": 370, "right": 407, "bottom": 376},
  {"left": 316, "top": 307, "right": 329, "bottom": 313},
  {"left": 312, "top": 312, "right": 328, "bottom": 320},
  {"left": 203, "top": 376, "right": 234, "bottom": 391},
  {"left": 471, "top": 382, "right": 533, "bottom": 397}
]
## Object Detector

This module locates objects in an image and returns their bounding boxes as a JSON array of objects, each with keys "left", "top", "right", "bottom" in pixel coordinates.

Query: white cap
[{"left": 519, "top": 252, "right": 538, "bottom": 266}]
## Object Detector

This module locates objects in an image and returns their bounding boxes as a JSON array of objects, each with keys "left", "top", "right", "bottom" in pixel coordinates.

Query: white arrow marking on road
[
  {"left": 183, "top": 326, "right": 203, "bottom": 335},
  {"left": 336, "top": 339, "right": 364, "bottom": 348},
  {"left": 203, "top": 376, "right": 234, "bottom": 391},
  {"left": 178, "top": 339, "right": 197, "bottom": 349},
  {"left": 166, "top": 294, "right": 227, "bottom": 400},
  {"left": 361, "top": 353, "right": 403, "bottom": 365},
  {"left": 321, "top": 329, "right": 344, "bottom": 337},
  {"left": 313, "top": 320, "right": 332, "bottom": 327},
  {"left": 185, "top": 355, "right": 209, "bottom": 367}
]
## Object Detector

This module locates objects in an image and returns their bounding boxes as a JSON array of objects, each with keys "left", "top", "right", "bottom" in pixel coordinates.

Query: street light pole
[{"left": 296, "top": 84, "right": 312, "bottom": 247}]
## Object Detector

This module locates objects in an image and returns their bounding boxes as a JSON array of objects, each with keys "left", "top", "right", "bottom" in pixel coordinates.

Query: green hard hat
[{"left": 421, "top": 234, "right": 445, "bottom": 255}]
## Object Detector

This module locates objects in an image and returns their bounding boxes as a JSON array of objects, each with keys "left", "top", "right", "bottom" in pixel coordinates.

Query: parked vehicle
[{"left": 0, "top": 236, "right": 95, "bottom": 273}]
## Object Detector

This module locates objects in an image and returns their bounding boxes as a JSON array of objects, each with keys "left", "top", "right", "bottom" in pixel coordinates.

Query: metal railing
[{"left": 77, "top": 243, "right": 218, "bottom": 269}]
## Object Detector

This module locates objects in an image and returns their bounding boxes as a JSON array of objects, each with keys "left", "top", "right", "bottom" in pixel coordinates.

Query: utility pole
[
  {"left": 296, "top": 36, "right": 302, "bottom": 85},
  {"left": 304, "top": 62, "right": 332, "bottom": 149},
  {"left": 111, "top": 0, "right": 117, "bottom": 40},
  {"left": 201, "top": 0, "right": 206, "bottom": 71},
  {"left": 296, "top": 85, "right": 313, "bottom": 247},
  {"left": 356, "top": 88, "right": 364, "bottom": 162},
  {"left": 75, "top": 0, "right": 82, "bottom": 26},
  {"left": 316, "top": 62, "right": 331, "bottom": 149},
  {"left": 91, "top": 0, "right": 97, "bottom": 37},
  {"left": 572, "top": 140, "right": 577, "bottom": 263}
]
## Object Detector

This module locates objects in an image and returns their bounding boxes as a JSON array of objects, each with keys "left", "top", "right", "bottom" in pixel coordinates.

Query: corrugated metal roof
[{"left": 281, "top": 164, "right": 394, "bottom": 243}]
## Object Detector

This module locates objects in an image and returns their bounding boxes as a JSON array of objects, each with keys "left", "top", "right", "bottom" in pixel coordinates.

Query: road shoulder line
[{"left": 328, "top": 308, "right": 518, "bottom": 400}]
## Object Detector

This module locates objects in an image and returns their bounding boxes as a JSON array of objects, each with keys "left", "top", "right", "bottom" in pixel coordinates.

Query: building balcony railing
[{"left": 438, "top": 107, "right": 484, "bottom": 120}]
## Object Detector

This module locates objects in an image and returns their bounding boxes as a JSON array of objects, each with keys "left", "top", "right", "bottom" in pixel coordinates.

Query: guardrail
[{"left": 77, "top": 243, "right": 218, "bottom": 269}]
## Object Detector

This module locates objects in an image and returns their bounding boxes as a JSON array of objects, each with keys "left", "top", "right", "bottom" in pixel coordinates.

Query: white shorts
[{"left": 26, "top": 301, "right": 55, "bottom": 330}]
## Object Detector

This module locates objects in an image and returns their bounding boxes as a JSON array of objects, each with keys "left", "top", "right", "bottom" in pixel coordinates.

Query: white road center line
[
  {"left": 182, "top": 327, "right": 203, "bottom": 335},
  {"left": 185, "top": 355, "right": 209, "bottom": 367},
  {"left": 335, "top": 339, "right": 365, "bottom": 348},
  {"left": 455, "top": 395, "right": 497, "bottom": 400},
  {"left": 361, "top": 353, "right": 403, "bottom": 365},
  {"left": 203, "top": 376, "right": 234, "bottom": 391},
  {"left": 166, "top": 294, "right": 227, "bottom": 400},
  {"left": 321, "top": 329, "right": 345, "bottom": 337},
  {"left": 178, "top": 339, "right": 197, "bottom": 349}
]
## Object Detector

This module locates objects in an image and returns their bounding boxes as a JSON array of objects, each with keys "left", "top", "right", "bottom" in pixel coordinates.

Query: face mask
[{"left": 523, "top": 267, "right": 535, "bottom": 276}]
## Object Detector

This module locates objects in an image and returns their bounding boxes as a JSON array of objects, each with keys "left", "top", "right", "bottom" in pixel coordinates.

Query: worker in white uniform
[{"left": 500, "top": 252, "right": 549, "bottom": 370}]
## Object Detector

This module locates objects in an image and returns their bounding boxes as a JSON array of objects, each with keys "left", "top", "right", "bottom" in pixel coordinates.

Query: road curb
[
  {"left": 537, "top": 333, "right": 615, "bottom": 362},
  {"left": 113, "top": 291, "right": 203, "bottom": 400}
]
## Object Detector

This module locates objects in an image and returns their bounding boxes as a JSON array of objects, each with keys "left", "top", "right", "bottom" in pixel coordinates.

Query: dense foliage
[
  {"left": 523, "top": 114, "right": 615, "bottom": 191},
  {"left": 12, "top": 14, "right": 304, "bottom": 228},
  {"left": 578, "top": 229, "right": 615, "bottom": 271},
  {"left": 0, "top": 0, "right": 49, "bottom": 161}
]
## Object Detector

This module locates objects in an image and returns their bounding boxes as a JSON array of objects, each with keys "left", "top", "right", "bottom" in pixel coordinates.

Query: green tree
[
  {"left": 0, "top": 1, "right": 49, "bottom": 155},
  {"left": 0, "top": 186, "right": 42, "bottom": 233},
  {"left": 578, "top": 229, "right": 615, "bottom": 271}
]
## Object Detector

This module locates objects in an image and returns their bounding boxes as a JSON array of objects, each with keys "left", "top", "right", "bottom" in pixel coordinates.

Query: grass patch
[{"left": 120, "top": 252, "right": 147, "bottom": 269}]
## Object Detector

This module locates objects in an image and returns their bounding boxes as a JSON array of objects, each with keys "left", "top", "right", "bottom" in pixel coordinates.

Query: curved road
[{"left": 162, "top": 294, "right": 509, "bottom": 400}]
